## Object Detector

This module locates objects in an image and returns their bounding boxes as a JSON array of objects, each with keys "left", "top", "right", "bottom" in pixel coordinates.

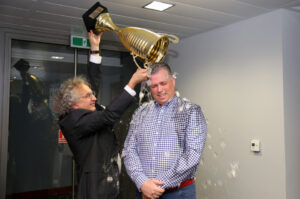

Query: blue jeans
[{"left": 136, "top": 183, "right": 196, "bottom": 199}]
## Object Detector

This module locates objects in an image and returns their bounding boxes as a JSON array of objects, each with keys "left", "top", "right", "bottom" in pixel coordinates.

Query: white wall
[
  {"left": 167, "top": 10, "right": 287, "bottom": 199},
  {"left": 282, "top": 10, "right": 300, "bottom": 199}
]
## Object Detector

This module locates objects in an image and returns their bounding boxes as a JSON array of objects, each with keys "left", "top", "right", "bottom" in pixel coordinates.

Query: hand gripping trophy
[{"left": 82, "top": 2, "right": 179, "bottom": 68}]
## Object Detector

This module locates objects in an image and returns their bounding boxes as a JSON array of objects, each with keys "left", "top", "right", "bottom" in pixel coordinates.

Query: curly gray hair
[{"left": 54, "top": 76, "right": 91, "bottom": 116}]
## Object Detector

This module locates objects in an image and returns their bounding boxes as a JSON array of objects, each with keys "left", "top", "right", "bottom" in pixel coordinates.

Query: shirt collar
[{"left": 154, "top": 95, "right": 177, "bottom": 108}]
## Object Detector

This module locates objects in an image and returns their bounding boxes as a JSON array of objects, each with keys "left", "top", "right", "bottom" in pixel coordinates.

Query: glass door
[{"left": 6, "top": 39, "right": 76, "bottom": 199}]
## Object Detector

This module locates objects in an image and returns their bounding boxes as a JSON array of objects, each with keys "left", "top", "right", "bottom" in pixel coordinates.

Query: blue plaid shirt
[{"left": 122, "top": 96, "right": 207, "bottom": 189}]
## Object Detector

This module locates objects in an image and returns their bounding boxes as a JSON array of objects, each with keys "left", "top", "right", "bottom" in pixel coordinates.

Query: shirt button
[
  {"left": 158, "top": 121, "right": 161, "bottom": 123},
  {"left": 154, "top": 143, "right": 157, "bottom": 147},
  {"left": 152, "top": 157, "right": 155, "bottom": 160},
  {"left": 152, "top": 170, "right": 155, "bottom": 173}
]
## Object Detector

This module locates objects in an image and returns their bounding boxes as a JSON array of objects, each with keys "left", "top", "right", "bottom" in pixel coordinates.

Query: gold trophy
[{"left": 82, "top": 2, "right": 179, "bottom": 68}]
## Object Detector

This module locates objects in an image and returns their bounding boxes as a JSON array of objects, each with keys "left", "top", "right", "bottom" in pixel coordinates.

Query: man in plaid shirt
[{"left": 122, "top": 63, "right": 207, "bottom": 199}]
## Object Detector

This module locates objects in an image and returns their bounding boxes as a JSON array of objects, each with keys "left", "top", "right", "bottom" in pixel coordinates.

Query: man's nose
[{"left": 157, "top": 85, "right": 162, "bottom": 92}]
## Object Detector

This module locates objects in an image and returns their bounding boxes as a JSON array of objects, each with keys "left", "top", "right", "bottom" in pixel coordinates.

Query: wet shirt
[{"left": 122, "top": 96, "right": 207, "bottom": 189}]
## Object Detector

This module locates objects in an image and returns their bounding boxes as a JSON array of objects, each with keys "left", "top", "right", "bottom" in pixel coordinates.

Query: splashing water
[
  {"left": 107, "top": 176, "right": 113, "bottom": 182},
  {"left": 138, "top": 81, "right": 153, "bottom": 105},
  {"left": 227, "top": 161, "right": 239, "bottom": 178},
  {"left": 178, "top": 105, "right": 184, "bottom": 112}
]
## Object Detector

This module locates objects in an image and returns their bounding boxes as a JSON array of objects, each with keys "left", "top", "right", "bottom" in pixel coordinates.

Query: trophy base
[{"left": 82, "top": 2, "right": 108, "bottom": 34}]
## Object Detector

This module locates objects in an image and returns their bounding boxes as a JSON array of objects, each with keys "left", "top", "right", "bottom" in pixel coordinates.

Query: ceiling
[{"left": 1, "top": 0, "right": 300, "bottom": 44}]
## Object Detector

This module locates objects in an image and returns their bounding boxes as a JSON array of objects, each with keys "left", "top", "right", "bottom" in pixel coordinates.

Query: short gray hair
[
  {"left": 54, "top": 76, "right": 90, "bottom": 116},
  {"left": 150, "top": 62, "right": 172, "bottom": 76}
]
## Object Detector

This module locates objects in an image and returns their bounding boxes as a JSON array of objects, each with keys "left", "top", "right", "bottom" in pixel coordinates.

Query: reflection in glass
[{"left": 7, "top": 39, "right": 75, "bottom": 198}]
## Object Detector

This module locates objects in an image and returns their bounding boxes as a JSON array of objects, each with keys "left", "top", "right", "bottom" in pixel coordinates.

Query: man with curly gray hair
[
  {"left": 54, "top": 30, "right": 147, "bottom": 199},
  {"left": 54, "top": 77, "right": 90, "bottom": 116}
]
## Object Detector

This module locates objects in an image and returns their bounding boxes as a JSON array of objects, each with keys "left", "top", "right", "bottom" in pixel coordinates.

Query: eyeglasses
[{"left": 80, "top": 91, "right": 96, "bottom": 99}]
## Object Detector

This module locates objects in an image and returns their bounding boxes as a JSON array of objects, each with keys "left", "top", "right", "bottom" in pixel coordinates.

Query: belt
[{"left": 165, "top": 179, "right": 194, "bottom": 192}]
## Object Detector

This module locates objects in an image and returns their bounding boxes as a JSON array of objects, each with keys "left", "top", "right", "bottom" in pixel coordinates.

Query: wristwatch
[{"left": 90, "top": 50, "right": 100, "bottom": 54}]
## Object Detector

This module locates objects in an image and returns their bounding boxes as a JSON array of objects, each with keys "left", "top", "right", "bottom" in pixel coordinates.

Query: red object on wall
[{"left": 58, "top": 130, "right": 67, "bottom": 143}]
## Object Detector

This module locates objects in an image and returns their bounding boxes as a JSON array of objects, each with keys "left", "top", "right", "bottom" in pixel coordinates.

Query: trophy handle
[
  {"left": 159, "top": 33, "right": 179, "bottom": 44},
  {"left": 131, "top": 53, "right": 144, "bottom": 69}
]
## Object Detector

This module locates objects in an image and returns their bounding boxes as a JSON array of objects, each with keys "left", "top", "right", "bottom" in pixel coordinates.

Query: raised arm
[{"left": 87, "top": 30, "right": 103, "bottom": 96}]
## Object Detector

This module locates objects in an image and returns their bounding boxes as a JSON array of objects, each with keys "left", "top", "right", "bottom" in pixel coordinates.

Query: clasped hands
[{"left": 141, "top": 179, "right": 165, "bottom": 199}]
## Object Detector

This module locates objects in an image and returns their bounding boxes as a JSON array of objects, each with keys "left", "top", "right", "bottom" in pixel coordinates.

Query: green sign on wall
[{"left": 70, "top": 35, "right": 90, "bottom": 49}]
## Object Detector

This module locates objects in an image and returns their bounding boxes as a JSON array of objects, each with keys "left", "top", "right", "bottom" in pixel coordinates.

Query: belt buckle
[{"left": 165, "top": 186, "right": 178, "bottom": 192}]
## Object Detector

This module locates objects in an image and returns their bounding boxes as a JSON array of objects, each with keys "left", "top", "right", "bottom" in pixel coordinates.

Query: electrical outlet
[{"left": 251, "top": 139, "right": 260, "bottom": 152}]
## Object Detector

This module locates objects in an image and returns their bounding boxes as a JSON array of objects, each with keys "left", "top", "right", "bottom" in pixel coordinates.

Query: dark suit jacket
[{"left": 59, "top": 61, "right": 135, "bottom": 199}]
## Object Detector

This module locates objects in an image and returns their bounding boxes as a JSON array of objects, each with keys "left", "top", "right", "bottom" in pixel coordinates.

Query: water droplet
[
  {"left": 185, "top": 103, "right": 191, "bottom": 109},
  {"left": 139, "top": 92, "right": 144, "bottom": 99},
  {"left": 227, "top": 161, "right": 239, "bottom": 178},
  {"left": 178, "top": 106, "right": 184, "bottom": 112},
  {"left": 213, "top": 152, "right": 218, "bottom": 158},
  {"left": 107, "top": 176, "right": 113, "bottom": 182},
  {"left": 230, "top": 161, "right": 239, "bottom": 170},
  {"left": 220, "top": 141, "right": 226, "bottom": 149},
  {"left": 172, "top": 72, "right": 178, "bottom": 79},
  {"left": 231, "top": 170, "right": 237, "bottom": 178}
]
